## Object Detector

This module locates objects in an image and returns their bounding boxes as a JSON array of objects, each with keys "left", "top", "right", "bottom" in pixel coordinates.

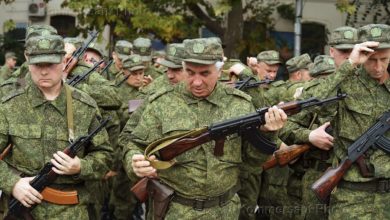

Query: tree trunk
[{"left": 223, "top": 0, "right": 243, "bottom": 58}]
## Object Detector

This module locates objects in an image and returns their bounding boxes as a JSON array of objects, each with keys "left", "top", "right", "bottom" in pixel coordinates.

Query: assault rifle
[
  {"left": 67, "top": 60, "right": 104, "bottom": 87},
  {"left": 131, "top": 92, "right": 347, "bottom": 202},
  {"left": 100, "top": 59, "right": 113, "bottom": 76},
  {"left": 233, "top": 77, "right": 273, "bottom": 90},
  {"left": 311, "top": 110, "right": 390, "bottom": 203},
  {"left": 262, "top": 126, "right": 333, "bottom": 171},
  {"left": 63, "top": 30, "right": 98, "bottom": 74},
  {"left": 115, "top": 73, "right": 131, "bottom": 87},
  {"left": 4, "top": 118, "right": 110, "bottom": 220}
]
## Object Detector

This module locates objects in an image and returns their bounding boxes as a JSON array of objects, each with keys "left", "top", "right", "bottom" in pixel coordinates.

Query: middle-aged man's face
[
  {"left": 124, "top": 68, "right": 144, "bottom": 88},
  {"left": 329, "top": 47, "right": 352, "bottom": 68},
  {"left": 257, "top": 62, "right": 279, "bottom": 80},
  {"left": 29, "top": 61, "right": 64, "bottom": 90},
  {"left": 6, "top": 57, "right": 17, "bottom": 69},
  {"left": 184, "top": 62, "right": 219, "bottom": 98},
  {"left": 364, "top": 48, "right": 390, "bottom": 82},
  {"left": 166, "top": 67, "right": 187, "bottom": 85}
]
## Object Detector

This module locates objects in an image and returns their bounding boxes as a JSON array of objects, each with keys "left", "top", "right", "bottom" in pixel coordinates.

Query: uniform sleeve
[
  {"left": 121, "top": 101, "right": 162, "bottom": 179},
  {"left": 77, "top": 108, "right": 113, "bottom": 180},
  {"left": 78, "top": 72, "right": 122, "bottom": 110},
  {"left": 0, "top": 107, "right": 21, "bottom": 195}
]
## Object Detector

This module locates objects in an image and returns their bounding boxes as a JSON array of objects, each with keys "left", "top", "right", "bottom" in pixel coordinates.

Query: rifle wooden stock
[
  {"left": 262, "top": 144, "right": 311, "bottom": 171},
  {"left": 63, "top": 57, "right": 79, "bottom": 75},
  {"left": 131, "top": 177, "right": 149, "bottom": 203},
  {"left": 311, "top": 158, "right": 353, "bottom": 203},
  {"left": 0, "top": 144, "right": 12, "bottom": 160},
  {"left": 159, "top": 132, "right": 213, "bottom": 161}
]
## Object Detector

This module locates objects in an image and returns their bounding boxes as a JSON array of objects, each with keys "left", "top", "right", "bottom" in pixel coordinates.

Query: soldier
[
  {"left": 255, "top": 50, "right": 283, "bottom": 81},
  {"left": 282, "top": 23, "right": 390, "bottom": 220},
  {"left": 122, "top": 38, "right": 287, "bottom": 219},
  {"left": 0, "top": 52, "right": 17, "bottom": 82},
  {"left": 83, "top": 42, "right": 105, "bottom": 70},
  {"left": 116, "top": 54, "right": 147, "bottom": 129},
  {"left": 0, "top": 33, "right": 112, "bottom": 220},
  {"left": 106, "top": 40, "right": 132, "bottom": 81},
  {"left": 133, "top": 37, "right": 164, "bottom": 80},
  {"left": 309, "top": 55, "right": 336, "bottom": 78},
  {"left": 329, "top": 26, "right": 358, "bottom": 68}
]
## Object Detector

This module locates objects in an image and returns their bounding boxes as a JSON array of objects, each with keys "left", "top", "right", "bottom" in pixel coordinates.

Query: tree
[
  {"left": 336, "top": 0, "right": 390, "bottom": 25},
  {"left": 62, "top": 0, "right": 280, "bottom": 58}
]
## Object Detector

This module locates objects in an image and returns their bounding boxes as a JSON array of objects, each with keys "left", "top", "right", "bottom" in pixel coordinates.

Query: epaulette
[
  {"left": 1, "top": 89, "right": 25, "bottom": 103},
  {"left": 271, "top": 80, "right": 286, "bottom": 87},
  {"left": 303, "top": 79, "right": 321, "bottom": 90},
  {"left": 224, "top": 84, "right": 252, "bottom": 102},
  {"left": 70, "top": 86, "right": 98, "bottom": 108},
  {"left": 148, "top": 86, "right": 174, "bottom": 102}
]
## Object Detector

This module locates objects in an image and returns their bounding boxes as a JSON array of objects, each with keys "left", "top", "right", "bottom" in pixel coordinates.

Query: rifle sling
[
  {"left": 65, "top": 84, "right": 75, "bottom": 142},
  {"left": 144, "top": 127, "right": 207, "bottom": 170}
]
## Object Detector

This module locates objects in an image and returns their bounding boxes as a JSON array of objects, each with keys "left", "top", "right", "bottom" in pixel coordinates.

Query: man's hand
[
  {"left": 132, "top": 154, "right": 157, "bottom": 178},
  {"left": 309, "top": 122, "right": 334, "bottom": 150},
  {"left": 247, "top": 57, "right": 257, "bottom": 73},
  {"left": 143, "top": 75, "right": 153, "bottom": 86},
  {"left": 348, "top": 41, "right": 380, "bottom": 66},
  {"left": 103, "top": 170, "right": 118, "bottom": 180},
  {"left": 228, "top": 63, "right": 246, "bottom": 78},
  {"left": 51, "top": 151, "right": 81, "bottom": 175},
  {"left": 12, "top": 177, "right": 43, "bottom": 208},
  {"left": 260, "top": 106, "right": 288, "bottom": 131}
]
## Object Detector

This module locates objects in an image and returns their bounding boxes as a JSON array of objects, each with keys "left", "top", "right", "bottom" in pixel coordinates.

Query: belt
[
  {"left": 339, "top": 179, "right": 390, "bottom": 193},
  {"left": 172, "top": 184, "right": 240, "bottom": 211}
]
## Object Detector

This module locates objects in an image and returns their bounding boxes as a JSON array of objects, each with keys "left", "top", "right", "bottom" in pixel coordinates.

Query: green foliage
[
  {"left": 335, "top": 0, "right": 356, "bottom": 14},
  {"left": 3, "top": 19, "right": 16, "bottom": 33},
  {"left": 277, "top": 3, "right": 295, "bottom": 21}
]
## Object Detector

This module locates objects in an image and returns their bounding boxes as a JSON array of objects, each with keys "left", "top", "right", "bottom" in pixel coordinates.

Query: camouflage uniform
[
  {"left": 0, "top": 52, "right": 17, "bottom": 82},
  {"left": 278, "top": 28, "right": 356, "bottom": 220},
  {"left": 104, "top": 40, "right": 132, "bottom": 82},
  {"left": 122, "top": 38, "right": 271, "bottom": 219},
  {"left": 133, "top": 37, "right": 164, "bottom": 79},
  {"left": 0, "top": 33, "right": 113, "bottom": 220}
]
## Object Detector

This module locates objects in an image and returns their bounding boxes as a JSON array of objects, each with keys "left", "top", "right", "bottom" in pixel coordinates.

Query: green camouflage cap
[
  {"left": 5, "top": 52, "right": 17, "bottom": 60},
  {"left": 256, "top": 50, "right": 282, "bottom": 65},
  {"left": 183, "top": 38, "right": 223, "bottom": 65},
  {"left": 115, "top": 40, "right": 133, "bottom": 60},
  {"left": 286, "top": 53, "right": 312, "bottom": 73},
  {"left": 122, "top": 54, "right": 145, "bottom": 72},
  {"left": 25, "top": 35, "right": 66, "bottom": 64},
  {"left": 64, "top": 37, "right": 83, "bottom": 48},
  {"left": 358, "top": 24, "right": 390, "bottom": 49},
  {"left": 132, "top": 37, "right": 152, "bottom": 62},
  {"left": 152, "top": 50, "right": 166, "bottom": 58},
  {"left": 25, "top": 25, "right": 58, "bottom": 41},
  {"left": 309, "top": 55, "right": 336, "bottom": 77},
  {"left": 87, "top": 42, "right": 104, "bottom": 58},
  {"left": 158, "top": 43, "right": 186, "bottom": 68},
  {"left": 329, "top": 26, "right": 358, "bottom": 49}
]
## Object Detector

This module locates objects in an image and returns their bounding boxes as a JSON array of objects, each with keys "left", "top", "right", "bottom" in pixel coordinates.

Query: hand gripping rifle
[
  {"left": 4, "top": 118, "right": 110, "bottom": 220},
  {"left": 67, "top": 60, "right": 104, "bottom": 87},
  {"left": 311, "top": 110, "right": 390, "bottom": 202},
  {"left": 131, "top": 92, "right": 347, "bottom": 202},
  {"left": 63, "top": 30, "right": 98, "bottom": 74}
]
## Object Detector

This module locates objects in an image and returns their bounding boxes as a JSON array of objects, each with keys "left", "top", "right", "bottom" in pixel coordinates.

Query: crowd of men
[{"left": 0, "top": 22, "right": 389, "bottom": 220}]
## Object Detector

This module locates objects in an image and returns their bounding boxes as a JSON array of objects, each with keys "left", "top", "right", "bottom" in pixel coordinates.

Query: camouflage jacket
[
  {"left": 0, "top": 83, "right": 113, "bottom": 195},
  {"left": 285, "top": 61, "right": 390, "bottom": 182},
  {"left": 122, "top": 82, "right": 269, "bottom": 198},
  {"left": 0, "top": 65, "right": 13, "bottom": 82},
  {"left": 70, "top": 61, "right": 121, "bottom": 110},
  {"left": 11, "top": 62, "right": 29, "bottom": 79}
]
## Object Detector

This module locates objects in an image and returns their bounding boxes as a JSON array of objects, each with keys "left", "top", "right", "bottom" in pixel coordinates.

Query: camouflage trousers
[
  {"left": 329, "top": 186, "right": 390, "bottom": 220},
  {"left": 147, "top": 194, "right": 241, "bottom": 220},
  {"left": 237, "top": 170, "right": 262, "bottom": 220},
  {"left": 31, "top": 202, "right": 89, "bottom": 220},
  {"left": 109, "top": 168, "right": 139, "bottom": 220}
]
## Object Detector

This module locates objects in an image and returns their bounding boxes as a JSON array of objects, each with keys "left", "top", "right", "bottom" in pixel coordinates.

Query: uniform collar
[
  {"left": 358, "top": 67, "right": 390, "bottom": 92},
  {"left": 29, "top": 82, "right": 67, "bottom": 115},
  {"left": 180, "top": 81, "right": 222, "bottom": 106}
]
